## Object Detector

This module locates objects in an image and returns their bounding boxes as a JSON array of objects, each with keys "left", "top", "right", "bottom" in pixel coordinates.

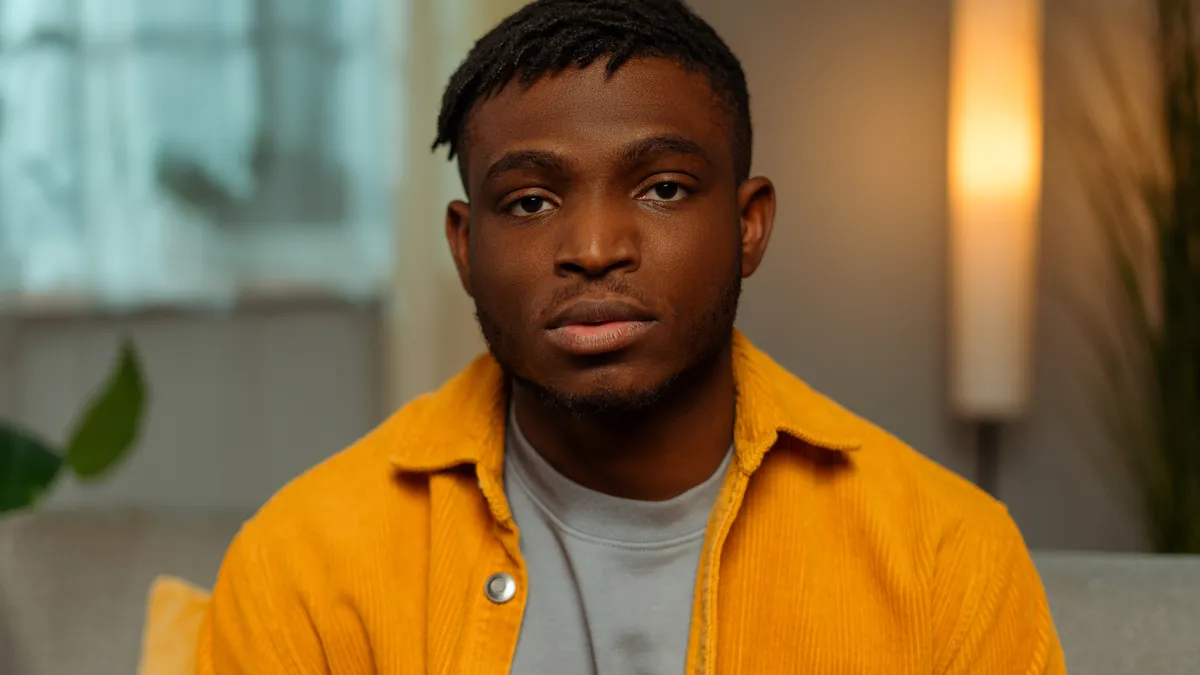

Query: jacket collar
[{"left": 386, "top": 330, "right": 863, "bottom": 480}]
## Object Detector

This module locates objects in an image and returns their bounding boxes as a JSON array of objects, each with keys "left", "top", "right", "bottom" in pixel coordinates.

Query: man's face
[{"left": 446, "top": 57, "right": 774, "bottom": 415}]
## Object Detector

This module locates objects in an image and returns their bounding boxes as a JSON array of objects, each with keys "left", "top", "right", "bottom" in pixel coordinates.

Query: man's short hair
[{"left": 432, "top": 0, "right": 753, "bottom": 183}]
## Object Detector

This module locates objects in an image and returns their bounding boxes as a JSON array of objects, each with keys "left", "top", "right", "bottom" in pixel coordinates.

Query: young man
[{"left": 198, "top": 1, "right": 1065, "bottom": 673}]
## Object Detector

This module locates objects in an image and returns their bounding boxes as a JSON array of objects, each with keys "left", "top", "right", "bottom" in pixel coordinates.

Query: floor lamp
[{"left": 948, "top": 0, "right": 1043, "bottom": 497}]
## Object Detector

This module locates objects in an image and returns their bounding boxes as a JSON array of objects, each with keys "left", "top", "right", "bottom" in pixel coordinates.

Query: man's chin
[
  {"left": 502, "top": 334, "right": 734, "bottom": 419},
  {"left": 512, "top": 373, "right": 671, "bottom": 418}
]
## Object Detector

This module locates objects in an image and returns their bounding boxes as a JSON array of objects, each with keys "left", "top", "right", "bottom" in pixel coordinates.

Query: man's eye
[
  {"left": 508, "top": 195, "right": 554, "bottom": 216},
  {"left": 640, "top": 182, "right": 688, "bottom": 202}
]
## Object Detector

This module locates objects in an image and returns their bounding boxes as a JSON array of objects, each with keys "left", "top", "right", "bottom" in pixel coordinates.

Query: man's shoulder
[
  {"left": 740, "top": 336, "right": 1015, "bottom": 543},
  {"left": 823, "top": 411, "right": 1060, "bottom": 671},
  {"left": 821, "top": 402, "right": 1019, "bottom": 545},
  {"left": 750, "top": 351, "right": 1002, "bottom": 526},
  {"left": 235, "top": 395, "right": 441, "bottom": 552}
]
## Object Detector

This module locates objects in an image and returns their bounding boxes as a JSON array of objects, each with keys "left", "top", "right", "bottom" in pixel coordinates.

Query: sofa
[{"left": 1, "top": 509, "right": 1198, "bottom": 674}]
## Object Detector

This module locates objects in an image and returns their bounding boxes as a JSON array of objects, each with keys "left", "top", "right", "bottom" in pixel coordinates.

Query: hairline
[{"left": 453, "top": 55, "right": 749, "bottom": 193}]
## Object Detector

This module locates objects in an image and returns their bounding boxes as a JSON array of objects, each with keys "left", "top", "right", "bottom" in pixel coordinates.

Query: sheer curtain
[{"left": 0, "top": 0, "right": 395, "bottom": 309}]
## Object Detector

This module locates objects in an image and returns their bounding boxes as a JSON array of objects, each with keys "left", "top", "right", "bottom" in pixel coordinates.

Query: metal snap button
[{"left": 484, "top": 572, "right": 516, "bottom": 604}]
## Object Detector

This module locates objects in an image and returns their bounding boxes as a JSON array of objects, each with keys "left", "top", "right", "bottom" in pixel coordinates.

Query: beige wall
[{"left": 688, "top": 0, "right": 1144, "bottom": 550}]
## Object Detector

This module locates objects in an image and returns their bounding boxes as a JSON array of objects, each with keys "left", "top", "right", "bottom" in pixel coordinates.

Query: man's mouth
[
  {"left": 544, "top": 298, "right": 658, "bottom": 356},
  {"left": 546, "top": 320, "right": 656, "bottom": 356}
]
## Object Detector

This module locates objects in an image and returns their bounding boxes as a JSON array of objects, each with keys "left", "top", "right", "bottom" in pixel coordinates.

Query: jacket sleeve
[
  {"left": 195, "top": 521, "right": 330, "bottom": 675},
  {"left": 933, "top": 504, "right": 1067, "bottom": 675}
]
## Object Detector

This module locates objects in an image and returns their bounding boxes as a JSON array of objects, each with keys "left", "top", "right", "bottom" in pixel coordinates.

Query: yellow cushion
[{"left": 136, "top": 576, "right": 211, "bottom": 675}]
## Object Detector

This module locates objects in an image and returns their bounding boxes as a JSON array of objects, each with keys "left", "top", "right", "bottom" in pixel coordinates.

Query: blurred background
[
  {"left": 0, "top": 0, "right": 1191, "bottom": 566},
  {"left": 5, "top": 0, "right": 1200, "bottom": 672}
]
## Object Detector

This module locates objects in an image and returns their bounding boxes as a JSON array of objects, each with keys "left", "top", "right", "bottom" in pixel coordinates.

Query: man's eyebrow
[
  {"left": 619, "top": 134, "right": 711, "bottom": 169},
  {"left": 484, "top": 150, "right": 571, "bottom": 182}
]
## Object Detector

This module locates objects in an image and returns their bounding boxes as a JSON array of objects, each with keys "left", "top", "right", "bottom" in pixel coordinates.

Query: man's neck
[{"left": 510, "top": 348, "right": 736, "bottom": 501}]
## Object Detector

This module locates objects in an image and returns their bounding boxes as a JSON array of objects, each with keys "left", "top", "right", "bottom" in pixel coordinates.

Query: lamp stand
[{"left": 974, "top": 421, "right": 1001, "bottom": 498}]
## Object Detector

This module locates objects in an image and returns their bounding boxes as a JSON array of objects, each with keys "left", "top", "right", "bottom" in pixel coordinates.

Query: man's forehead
[{"left": 461, "top": 57, "right": 733, "bottom": 173}]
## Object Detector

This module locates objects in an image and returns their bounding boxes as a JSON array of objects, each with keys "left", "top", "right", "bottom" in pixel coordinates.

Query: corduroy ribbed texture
[{"left": 196, "top": 331, "right": 1066, "bottom": 674}]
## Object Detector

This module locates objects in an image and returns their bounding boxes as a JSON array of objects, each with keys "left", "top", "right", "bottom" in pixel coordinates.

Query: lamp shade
[{"left": 948, "top": 0, "right": 1043, "bottom": 420}]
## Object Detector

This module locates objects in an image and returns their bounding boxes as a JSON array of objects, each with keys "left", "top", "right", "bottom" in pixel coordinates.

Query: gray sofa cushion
[{"left": 1034, "top": 551, "right": 1200, "bottom": 674}]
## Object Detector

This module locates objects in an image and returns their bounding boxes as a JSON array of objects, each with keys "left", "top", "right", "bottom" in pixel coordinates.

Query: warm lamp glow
[{"left": 948, "top": 0, "right": 1043, "bottom": 420}]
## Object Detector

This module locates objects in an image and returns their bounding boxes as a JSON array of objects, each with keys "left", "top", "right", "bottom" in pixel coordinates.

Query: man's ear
[
  {"left": 737, "top": 177, "right": 776, "bottom": 278},
  {"left": 445, "top": 200, "right": 473, "bottom": 297}
]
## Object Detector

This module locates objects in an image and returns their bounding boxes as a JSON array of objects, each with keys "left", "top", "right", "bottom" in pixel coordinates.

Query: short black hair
[{"left": 432, "top": 0, "right": 753, "bottom": 183}]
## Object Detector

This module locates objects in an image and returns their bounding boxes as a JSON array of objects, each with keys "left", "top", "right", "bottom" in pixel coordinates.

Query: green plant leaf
[
  {"left": 0, "top": 425, "right": 63, "bottom": 512},
  {"left": 1065, "top": 0, "right": 1200, "bottom": 552},
  {"left": 65, "top": 339, "right": 148, "bottom": 480}
]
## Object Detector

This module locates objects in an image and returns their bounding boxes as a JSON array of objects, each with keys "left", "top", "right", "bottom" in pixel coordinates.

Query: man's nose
[{"left": 553, "top": 195, "right": 641, "bottom": 278}]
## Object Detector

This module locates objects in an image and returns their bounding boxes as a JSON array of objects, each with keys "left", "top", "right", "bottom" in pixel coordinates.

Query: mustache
[{"left": 542, "top": 279, "right": 655, "bottom": 314}]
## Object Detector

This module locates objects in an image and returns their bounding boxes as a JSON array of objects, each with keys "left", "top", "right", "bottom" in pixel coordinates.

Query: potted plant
[
  {"left": 1074, "top": 0, "right": 1200, "bottom": 552},
  {"left": 0, "top": 340, "right": 147, "bottom": 512}
]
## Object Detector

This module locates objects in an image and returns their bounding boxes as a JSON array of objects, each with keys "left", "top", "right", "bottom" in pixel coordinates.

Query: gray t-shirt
[{"left": 504, "top": 407, "right": 733, "bottom": 674}]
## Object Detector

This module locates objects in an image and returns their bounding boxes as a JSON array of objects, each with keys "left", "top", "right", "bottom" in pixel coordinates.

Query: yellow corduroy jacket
[{"left": 197, "top": 332, "right": 1065, "bottom": 674}]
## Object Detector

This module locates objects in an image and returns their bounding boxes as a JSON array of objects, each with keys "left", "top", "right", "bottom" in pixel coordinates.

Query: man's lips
[
  {"left": 546, "top": 298, "right": 656, "bottom": 329},
  {"left": 546, "top": 321, "right": 656, "bottom": 356},
  {"left": 544, "top": 298, "right": 658, "bottom": 356}
]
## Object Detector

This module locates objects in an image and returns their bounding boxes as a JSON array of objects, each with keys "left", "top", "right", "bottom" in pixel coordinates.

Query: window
[{"left": 0, "top": 0, "right": 396, "bottom": 308}]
